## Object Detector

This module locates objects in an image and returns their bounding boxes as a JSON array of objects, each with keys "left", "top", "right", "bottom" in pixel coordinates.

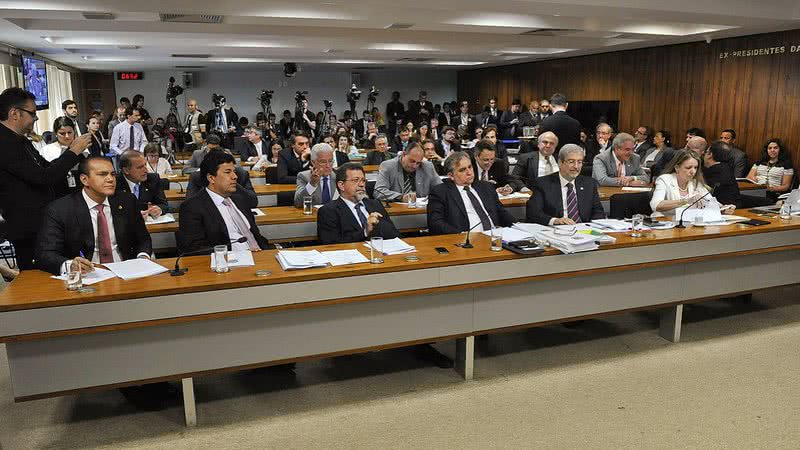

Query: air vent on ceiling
[
  {"left": 82, "top": 12, "right": 115, "bottom": 20},
  {"left": 171, "top": 54, "right": 212, "bottom": 59},
  {"left": 385, "top": 23, "right": 414, "bottom": 30},
  {"left": 176, "top": 66, "right": 205, "bottom": 69},
  {"left": 325, "top": 49, "right": 343, "bottom": 53},
  {"left": 395, "top": 57, "right": 432, "bottom": 62},
  {"left": 520, "top": 28, "right": 582, "bottom": 36},
  {"left": 159, "top": 14, "right": 224, "bottom": 24},
  {"left": 118, "top": 45, "right": 140, "bottom": 50}
]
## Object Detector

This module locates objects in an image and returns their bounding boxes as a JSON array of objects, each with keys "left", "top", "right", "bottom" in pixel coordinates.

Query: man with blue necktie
[
  {"left": 294, "top": 143, "right": 339, "bottom": 208},
  {"left": 115, "top": 150, "right": 168, "bottom": 219}
]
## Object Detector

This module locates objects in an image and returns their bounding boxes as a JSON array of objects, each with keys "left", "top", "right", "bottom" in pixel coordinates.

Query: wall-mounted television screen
[
  {"left": 21, "top": 55, "right": 49, "bottom": 110},
  {"left": 567, "top": 101, "right": 620, "bottom": 134}
]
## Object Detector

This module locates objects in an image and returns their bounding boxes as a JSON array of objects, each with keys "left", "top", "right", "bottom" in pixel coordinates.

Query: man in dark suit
[
  {"left": 363, "top": 135, "right": 396, "bottom": 166},
  {"left": 35, "top": 156, "right": 153, "bottom": 275},
  {"left": 385, "top": 91, "right": 405, "bottom": 137},
  {"left": 526, "top": 144, "right": 605, "bottom": 225},
  {"left": 453, "top": 100, "right": 476, "bottom": 141},
  {"left": 0, "top": 88, "right": 92, "bottom": 269},
  {"left": 278, "top": 110, "right": 293, "bottom": 140},
  {"left": 408, "top": 91, "right": 434, "bottom": 126},
  {"left": 186, "top": 148, "right": 257, "bottom": 208},
  {"left": 178, "top": 151, "right": 268, "bottom": 254},
  {"left": 719, "top": 129, "right": 749, "bottom": 178},
  {"left": 116, "top": 150, "right": 169, "bottom": 218},
  {"left": 499, "top": 98, "right": 523, "bottom": 140},
  {"left": 317, "top": 162, "right": 399, "bottom": 244},
  {"left": 582, "top": 123, "right": 614, "bottom": 177},
  {"left": 509, "top": 131, "right": 559, "bottom": 192},
  {"left": 480, "top": 97, "right": 502, "bottom": 128},
  {"left": 277, "top": 133, "right": 311, "bottom": 184},
  {"left": 204, "top": 95, "right": 239, "bottom": 148},
  {"left": 538, "top": 93, "right": 581, "bottom": 154},
  {"left": 633, "top": 125, "right": 655, "bottom": 158},
  {"left": 237, "top": 126, "right": 268, "bottom": 162},
  {"left": 427, "top": 151, "right": 516, "bottom": 235},
  {"left": 391, "top": 128, "right": 412, "bottom": 154},
  {"left": 470, "top": 140, "right": 514, "bottom": 195},
  {"left": 519, "top": 99, "right": 542, "bottom": 129},
  {"left": 435, "top": 126, "right": 461, "bottom": 158},
  {"left": 60, "top": 99, "right": 87, "bottom": 135}
]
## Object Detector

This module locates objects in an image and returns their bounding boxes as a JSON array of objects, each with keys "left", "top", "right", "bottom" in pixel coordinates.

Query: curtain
[{"left": 0, "top": 64, "right": 21, "bottom": 90}]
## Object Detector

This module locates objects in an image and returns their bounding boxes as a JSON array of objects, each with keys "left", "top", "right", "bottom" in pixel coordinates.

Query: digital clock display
[{"left": 117, "top": 72, "right": 144, "bottom": 80}]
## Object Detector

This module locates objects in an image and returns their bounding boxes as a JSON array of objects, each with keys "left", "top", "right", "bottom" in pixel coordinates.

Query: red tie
[{"left": 96, "top": 204, "right": 114, "bottom": 263}]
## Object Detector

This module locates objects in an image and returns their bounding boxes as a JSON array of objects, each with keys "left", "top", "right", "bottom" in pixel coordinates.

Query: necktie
[
  {"left": 133, "top": 183, "right": 140, "bottom": 199},
  {"left": 355, "top": 203, "right": 369, "bottom": 235},
  {"left": 321, "top": 177, "right": 331, "bottom": 204},
  {"left": 217, "top": 110, "right": 225, "bottom": 131},
  {"left": 464, "top": 186, "right": 492, "bottom": 231},
  {"left": 566, "top": 183, "right": 581, "bottom": 223},
  {"left": 221, "top": 198, "right": 260, "bottom": 251},
  {"left": 545, "top": 158, "right": 553, "bottom": 175},
  {"left": 403, "top": 172, "right": 414, "bottom": 195},
  {"left": 481, "top": 169, "right": 488, "bottom": 181},
  {"left": 129, "top": 125, "right": 135, "bottom": 150},
  {"left": 95, "top": 204, "right": 114, "bottom": 264},
  {"left": 617, "top": 161, "right": 624, "bottom": 177}
]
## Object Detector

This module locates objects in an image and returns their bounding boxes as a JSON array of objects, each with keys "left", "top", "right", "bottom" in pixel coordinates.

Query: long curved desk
[{"left": 1, "top": 212, "right": 798, "bottom": 426}]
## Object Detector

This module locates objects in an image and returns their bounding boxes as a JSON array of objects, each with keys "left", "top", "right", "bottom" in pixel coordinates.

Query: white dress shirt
[
  {"left": 548, "top": 174, "right": 576, "bottom": 226},
  {"left": 206, "top": 188, "right": 252, "bottom": 251},
  {"left": 305, "top": 175, "right": 334, "bottom": 196},
  {"left": 537, "top": 154, "right": 558, "bottom": 178},
  {"left": 82, "top": 190, "right": 122, "bottom": 263},
  {"left": 650, "top": 173, "right": 709, "bottom": 217},
  {"left": 252, "top": 140, "right": 264, "bottom": 159},
  {"left": 40, "top": 141, "right": 66, "bottom": 162},
  {"left": 110, "top": 121, "right": 147, "bottom": 155},
  {"left": 457, "top": 184, "right": 494, "bottom": 231},
  {"left": 146, "top": 157, "right": 174, "bottom": 176}
]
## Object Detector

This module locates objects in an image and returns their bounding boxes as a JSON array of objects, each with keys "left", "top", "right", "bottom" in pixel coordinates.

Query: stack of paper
[
  {"left": 499, "top": 192, "right": 532, "bottom": 200},
  {"left": 480, "top": 226, "right": 535, "bottom": 242},
  {"left": 512, "top": 223, "right": 597, "bottom": 254},
  {"left": 363, "top": 237, "right": 416, "bottom": 255},
  {"left": 320, "top": 249, "right": 369, "bottom": 266},
  {"left": 210, "top": 250, "right": 255, "bottom": 270},
  {"left": 104, "top": 259, "right": 169, "bottom": 280},
  {"left": 621, "top": 187, "right": 652, "bottom": 192},
  {"left": 676, "top": 205, "right": 724, "bottom": 224},
  {"left": 590, "top": 219, "right": 632, "bottom": 231},
  {"left": 145, "top": 213, "right": 176, "bottom": 225},
  {"left": 52, "top": 267, "right": 117, "bottom": 285},
  {"left": 276, "top": 250, "right": 329, "bottom": 270}
]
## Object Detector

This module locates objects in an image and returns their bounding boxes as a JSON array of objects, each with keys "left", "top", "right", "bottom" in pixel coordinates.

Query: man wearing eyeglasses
[
  {"left": 0, "top": 87, "right": 91, "bottom": 270},
  {"left": 526, "top": 144, "right": 605, "bottom": 225}
]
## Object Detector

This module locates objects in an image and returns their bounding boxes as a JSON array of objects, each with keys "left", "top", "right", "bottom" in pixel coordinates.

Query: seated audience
[
  {"left": 642, "top": 129, "right": 673, "bottom": 172},
  {"left": 422, "top": 139, "right": 446, "bottom": 176},
  {"left": 144, "top": 142, "right": 173, "bottom": 177},
  {"left": 482, "top": 125, "right": 507, "bottom": 160},
  {"left": 633, "top": 125, "right": 655, "bottom": 158},
  {"left": 718, "top": 129, "right": 749, "bottom": 178},
  {"left": 745, "top": 138, "right": 795, "bottom": 203},
  {"left": 592, "top": 132, "right": 649, "bottom": 186},
  {"left": 35, "top": 156, "right": 152, "bottom": 275},
  {"left": 316, "top": 162, "right": 399, "bottom": 244},
  {"left": 178, "top": 151, "right": 268, "bottom": 253},
  {"left": 435, "top": 126, "right": 461, "bottom": 158},
  {"left": 363, "top": 134, "right": 395, "bottom": 165},
  {"left": 332, "top": 134, "right": 352, "bottom": 166},
  {"left": 702, "top": 141, "right": 740, "bottom": 206},
  {"left": 470, "top": 139, "right": 513, "bottom": 195},
  {"left": 40, "top": 117, "right": 86, "bottom": 198},
  {"left": 391, "top": 128, "right": 412, "bottom": 154},
  {"left": 650, "top": 148, "right": 735, "bottom": 217},
  {"left": 277, "top": 133, "right": 311, "bottom": 184},
  {"left": 374, "top": 142, "right": 442, "bottom": 202},
  {"left": 188, "top": 134, "right": 226, "bottom": 168},
  {"left": 186, "top": 147, "right": 256, "bottom": 207},
  {"left": 582, "top": 123, "right": 613, "bottom": 176},
  {"left": 238, "top": 126, "right": 268, "bottom": 162},
  {"left": 525, "top": 144, "right": 605, "bottom": 225},
  {"left": 509, "top": 131, "right": 559, "bottom": 192},
  {"left": 427, "top": 151, "right": 516, "bottom": 235},
  {"left": 115, "top": 150, "right": 169, "bottom": 218},
  {"left": 294, "top": 143, "right": 338, "bottom": 208}
]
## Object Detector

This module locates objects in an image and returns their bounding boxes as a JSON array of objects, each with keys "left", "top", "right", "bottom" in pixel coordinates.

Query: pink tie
[
  {"left": 95, "top": 204, "right": 114, "bottom": 263},
  {"left": 222, "top": 198, "right": 260, "bottom": 251}
]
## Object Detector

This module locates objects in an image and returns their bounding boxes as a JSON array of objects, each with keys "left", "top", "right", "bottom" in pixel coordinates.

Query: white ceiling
[{"left": 1, "top": 0, "right": 799, "bottom": 71}]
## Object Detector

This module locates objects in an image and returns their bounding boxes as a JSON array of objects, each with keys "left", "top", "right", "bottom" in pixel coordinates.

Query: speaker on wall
[{"left": 182, "top": 72, "right": 194, "bottom": 88}]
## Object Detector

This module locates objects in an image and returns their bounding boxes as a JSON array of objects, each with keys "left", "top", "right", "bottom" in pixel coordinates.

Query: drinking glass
[
  {"left": 407, "top": 191, "right": 417, "bottom": 209},
  {"left": 64, "top": 259, "right": 82, "bottom": 291},
  {"left": 630, "top": 214, "right": 644, "bottom": 237},
  {"left": 490, "top": 227, "right": 503, "bottom": 252},
  {"left": 303, "top": 195, "right": 313, "bottom": 215},
  {"left": 779, "top": 204, "right": 792, "bottom": 221},
  {"left": 213, "top": 245, "right": 230, "bottom": 273},
  {"left": 370, "top": 237, "right": 384, "bottom": 264}
]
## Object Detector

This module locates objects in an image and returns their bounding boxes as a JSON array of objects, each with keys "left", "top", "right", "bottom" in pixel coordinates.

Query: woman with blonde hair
[{"left": 650, "top": 148, "right": 734, "bottom": 217}]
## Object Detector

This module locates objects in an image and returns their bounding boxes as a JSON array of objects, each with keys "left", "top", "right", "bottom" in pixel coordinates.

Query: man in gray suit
[
  {"left": 593, "top": 132, "right": 650, "bottom": 186},
  {"left": 374, "top": 141, "right": 442, "bottom": 202},
  {"left": 294, "top": 143, "right": 339, "bottom": 208}
]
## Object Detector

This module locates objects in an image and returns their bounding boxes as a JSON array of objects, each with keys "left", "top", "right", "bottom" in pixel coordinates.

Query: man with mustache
[{"left": 316, "top": 162, "right": 399, "bottom": 244}]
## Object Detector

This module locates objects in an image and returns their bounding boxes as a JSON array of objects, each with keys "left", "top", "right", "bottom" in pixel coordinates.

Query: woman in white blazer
[{"left": 650, "top": 148, "right": 734, "bottom": 217}]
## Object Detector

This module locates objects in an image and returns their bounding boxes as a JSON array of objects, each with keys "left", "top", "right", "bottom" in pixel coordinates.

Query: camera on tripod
[
  {"left": 323, "top": 99, "right": 333, "bottom": 109},
  {"left": 212, "top": 93, "right": 226, "bottom": 108},
  {"left": 295, "top": 90, "right": 308, "bottom": 103},
  {"left": 259, "top": 90, "right": 274, "bottom": 103},
  {"left": 368, "top": 86, "right": 379, "bottom": 102},
  {"left": 347, "top": 84, "right": 362, "bottom": 103},
  {"left": 166, "top": 76, "right": 184, "bottom": 105}
]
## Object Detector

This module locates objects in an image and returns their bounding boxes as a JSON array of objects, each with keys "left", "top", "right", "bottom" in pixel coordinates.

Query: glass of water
[
  {"left": 303, "top": 195, "right": 313, "bottom": 215},
  {"left": 64, "top": 259, "right": 83, "bottom": 291},
  {"left": 490, "top": 227, "right": 503, "bottom": 251},
  {"left": 779, "top": 204, "right": 792, "bottom": 220},
  {"left": 213, "top": 245, "right": 230, "bottom": 273},
  {"left": 407, "top": 191, "right": 417, "bottom": 209},
  {"left": 370, "top": 236, "right": 384, "bottom": 264},
  {"left": 630, "top": 214, "right": 645, "bottom": 237}
]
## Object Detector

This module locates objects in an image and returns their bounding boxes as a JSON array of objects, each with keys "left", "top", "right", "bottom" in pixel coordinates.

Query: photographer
[
  {"left": 204, "top": 93, "right": 239, "bottom": 149},
  {"left": 294, "top": 96, "right": 316, "bottom": 138}
]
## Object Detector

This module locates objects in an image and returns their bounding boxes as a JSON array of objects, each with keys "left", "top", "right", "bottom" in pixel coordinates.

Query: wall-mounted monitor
[
  {"left": 567, "top": 101, "right": 619, "bottom": 134},
  {"left": 21, "top": 55, "right": 49, "bottom": 110}
]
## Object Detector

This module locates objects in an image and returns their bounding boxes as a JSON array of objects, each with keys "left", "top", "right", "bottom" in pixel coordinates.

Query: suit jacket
[
  {"left": 582, "top": 138, "right": 612, "bottom": 176},
  {"left": 453, "top": 114, "right": 476, "bottom": 140},
  {"left": 363, "top": 150, "right": 396, "bottom": 166},
  {"left": 237, "top": 139, "right": 268, "bottom": 161},
  {"left": 470, "top": 155, "right": 512, "bottom": 187},
  {"left": 0, "top": 123, "right": 83, "bottom": 242},
  {"left": 294, "top": 170, "right": 339, "bottom": 208},
  {"left": 518, "top": 111, "right": 542, "bottom": 128},
  {"left": 276, "top": 148, "right": 310, "bottom": 184},
  {"left": 177, "top": 188, "right": 268, "bottom": 253},
  {"left": 374, "top": 157, "right": 443, "bottom": 201},
  {"left": 525, "top": 172, "right": 605, "bottom": 225},
  {"left": 391, "top": 138, "right": 411, "bottom": 155},
  {"left": 434, "top": 140, "right": 462, "bottom": 158},
  {"left": 335, "top": 151, "right": 350, "bottom": 167},
  {"left": 480, "top": 109, "right": 502, "bottom": 127},
  {"left": 115, "top": 173, "right": 169, "bottom": 213},
  {"left": 634, "top": 141, "right": 655, "bottom": 159},
  {"left": 205, "top": 108, "right": 238, "bottom": 134},
  {"left": 408, "top": 100, "right": 434, "bottom": 125},
  {"left": 499, "top": 110, "right": 522, "bottom": 139},
  {"left": 35, "top": 191, "right": 153, "bottom": 275},
  {"left": 317, "top": 197, "right": 400, "bottom": 244},
  {"left": 650, "top": 147, "right": 676, "bottom": 180},
  {"left": 728, "top": 147, "right": 749, "bottom": 179},
  {"left": 538, "top": 111, "right": 581, "bottom": 153},
  {"left": 703, "top": 162, "right": 740, "bottom": 205},
  {"left": 385, "top": 100, "right": 406, "bottom": 131},
  {"left": 509, "top": 151, "right": 554, "bottom": 191},
  {"left": 592, "top": 150, "right": 650, "bottom": 186},
  {"left": 427, "top": 180, "right": 516, "bottom": 235},
  {"left": 186, "top": 168, "right": 257, "bottom": 208}
]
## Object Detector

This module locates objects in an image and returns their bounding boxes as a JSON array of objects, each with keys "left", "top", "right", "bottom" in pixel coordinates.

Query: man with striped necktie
[{"left": 526, "top": 144, "right": 605, "bottom": 226}]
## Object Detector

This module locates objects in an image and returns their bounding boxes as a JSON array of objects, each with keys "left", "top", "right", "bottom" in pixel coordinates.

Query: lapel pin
[{"left": 118, "top": 205, "right": 123, "bottom": 210}]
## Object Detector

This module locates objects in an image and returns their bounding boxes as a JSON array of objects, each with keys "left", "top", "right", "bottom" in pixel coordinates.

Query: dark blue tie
[
  {"left": 355, "top": 203, "right": 368, "bottom": 233},
  {"left": 321, "top": 177, "right": 331, "bottom": 204}
]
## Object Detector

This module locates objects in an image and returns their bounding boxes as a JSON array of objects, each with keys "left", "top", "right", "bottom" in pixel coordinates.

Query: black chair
[
  {"left": 609, "top": 192, "right": 652, "bottom": 219},
  {"left": 366, "top": 180, "right": 376, "bottom": 199}
]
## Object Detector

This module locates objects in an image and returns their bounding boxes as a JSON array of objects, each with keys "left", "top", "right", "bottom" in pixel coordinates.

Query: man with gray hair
[
  {"left": 526, "top": 144, "right": 605, "bottom": 225},
  {"left": 592, "top": 132, "right": 649, "bottom": 186},
  {"left": 238, "top": 125, "right": 266, "bottom": 162},
  {"left": 583, "top": 123, "right": 614, "bottom": 176},
  {"left": 294, "top": 143, "right": 338, "bottom": 208}
]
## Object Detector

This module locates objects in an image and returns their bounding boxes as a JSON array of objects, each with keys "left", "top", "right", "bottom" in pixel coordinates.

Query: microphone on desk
[
  {"left": 171, "top": 237, "right": 248, "bottom": 276},
  {"left": 456, "top": 221, "right": 483, "bottom": 249},
  {"left": 675, "top": 184, "right": 719, "bottom": 228}
]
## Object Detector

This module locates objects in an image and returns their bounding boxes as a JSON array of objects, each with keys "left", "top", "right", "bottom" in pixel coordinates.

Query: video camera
[
  {"left": 259, "top": 89, "right": 274, "bottom": 103},
  {"left": 166, "top": 76, "right": 184, "bottom": 104},
  {"left": 212, "top": 93, "right": 226, "bottom": 108},
  {"left": 323, "top": 99, "right": 333, "bottom": 109},
  {"left": 368, "top": 86, "right": 379, "bottom": 102},
  {"left": 295, "top": 90, "right": 308, "bottom": 103}
]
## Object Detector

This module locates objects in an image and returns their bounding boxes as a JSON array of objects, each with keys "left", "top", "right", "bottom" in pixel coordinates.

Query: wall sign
[{"left": 720, "top": 45, "right": 800, "bottom": 59}]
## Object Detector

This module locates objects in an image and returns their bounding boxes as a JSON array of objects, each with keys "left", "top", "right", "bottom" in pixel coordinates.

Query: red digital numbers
[{"left": 117, "top": 72, "right": 143, "bottom": 80}]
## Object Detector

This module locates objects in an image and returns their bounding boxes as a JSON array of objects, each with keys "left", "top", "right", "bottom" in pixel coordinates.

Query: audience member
[
  {"left": 188, "top": 134, "right": 225, "bottom": 168},
  {"left": 239, "top": 126, "right": 267, "bottom": 161},
  {"left": 642, "top": 129, "right": 673, "bottom": 173},
  {"left": 115, "top": 150, "right": 168, "bottom": 218},
  {"left": 87, "top": 117, "right": 106, "bottom": 157},
  {"left": 144, "top": 143, "right": 173, "bottom": 177},
  {"left": 592, "top": 132, "right": 649, "bottom": 186},
  {"left": 363, "top": 134, "right": 395, "bottom": 165},
  {"left": 499, "top": 98, "right": 522, "bottom": 139},
  {"left": 633, "top": 125, "right": 654, "bottom": 158},
  {"left": 422, "top": 139, "right": 446, "bottom": 176},
  {"left": 718, "top": 129, "right": 749, "bottom": 178},
  {"left": 745, "top": 138, "right": 794, "bottom": 203},
  {"left": 435, "top": 126, "right": 461, "bottom": 158},
  {"left": 110, "top": 107, "right": 147, "bottom": 155},
  {"left": 277, "top": 134, "right": 312, "bottom": 184},
  {"left": 509, "top": 131, "right": 559, "bottom": 192},
  {"left": 482, "top": 125, "right": 507, "bottom": 160},
  {"left": 385, "top": 91, "right": 405, "bottom": 137},
  {"left": 391, "top": 128, "right": 412, "bottom": 154},
  {"left": 470, "top": 140, "right": 513, "bottom": 195},
  {"left": 702, "top": 141, "right": 741, "bottom": 206},
  {"left": 374, "top": 142, "right": 442, "bottom": 202},
  {"left": 60, "top": 99, "right": 87, "bottom": 135},
  {"left": 107, "top": 106, "right": 127, "bottom": 138},
  {"left": 294, "top": 143, "right": 338, "bottom": 208},
  {"left": 582, "top": 123, "right": 614, "bottom": 176},
  {"left": 650, "top": 148, "right": 734, "bottom": 217},
  {"left": 453, "top": 100, "right": 476, "bottom": 140},
  {"left": 539, "top": 93, "right": 581, "bottom": 153}
]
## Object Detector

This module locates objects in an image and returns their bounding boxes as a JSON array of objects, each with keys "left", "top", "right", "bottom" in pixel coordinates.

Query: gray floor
[{"left": 1, "top": 287, "right": 798, "bottom": 449}]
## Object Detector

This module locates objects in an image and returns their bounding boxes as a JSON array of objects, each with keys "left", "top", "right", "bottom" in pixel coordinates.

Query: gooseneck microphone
[
  {"left": 675, "top": 184, "right": 719, "bottom": 228},
  {"left": 171, "top": 237, "right": 248, "bottom": 276},
  {"left": 456, "top": 221, "right": 483, "bottom": 249}
]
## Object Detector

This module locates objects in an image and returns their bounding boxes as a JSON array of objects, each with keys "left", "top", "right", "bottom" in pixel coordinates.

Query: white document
[
  {"left": 363, "top": 237, "right": 416, "bottom": 255},
  {"left": 276, "top": 250, "right": 329, "bottom": 270},
  {"left": 103, "top": 259, "right": 169, "bottom": 280},
  {"left": 621, "top": 187, "right": 652, "bottom": 192},
  {"left": 499, "top": 192, "right": 532, "bottom": 200},
  {"left": 251, "top": 208, "right": 265, "bottom": 216},
  {"left": 481, "top": 226, "right": 534, "bottom": 242},
  {"left": 398, "top": 197, "right": 429, "bottom": 207},
  {"left": 52, "top": 267, "right": 117, "bottom": 285},
  {"left": 590, "top": 219, "right": 632, "bottom": 231},
  {"left": 736, "top": 178, "right": 761, "bottom": 184},
  {"left": 321, "top": 249, "right": 370, "bottom": 266},
  {"left": 145, "top": 213, "right": 176, "bottom": 225},
  {"left": 512, "top": 222, "right": 553, "bottom": 234},
  {"left": 676, "top": 203, "right": 724, "bottom": 224},
  {"left": 211, "top": 250, "right": 255, "bottom": 270}
]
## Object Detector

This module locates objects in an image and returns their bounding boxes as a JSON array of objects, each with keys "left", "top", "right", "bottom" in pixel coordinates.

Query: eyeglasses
[
  {"left": 345, "top": 177, "right": 366, "bottom": 184},
  {"left": 15, "top": 107, "right": 38, "bottom": 121}
]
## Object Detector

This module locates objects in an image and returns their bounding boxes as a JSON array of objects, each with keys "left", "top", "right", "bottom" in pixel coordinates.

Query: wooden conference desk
[{"left": 1, "top": 212, "right": 798, "bottom": 426}]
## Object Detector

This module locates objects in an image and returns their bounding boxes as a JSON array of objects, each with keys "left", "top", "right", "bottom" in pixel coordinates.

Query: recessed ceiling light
[
  {"left": 41, "top": 36, "right": 56, "bottom": 43},
  {"left": 445, "top": 14, "right": 549, "bottom": 28},
  {"left": 367, "top": 43, "right": 440, "bottom": 52},
  {"left": 81, "top": 56, "right": 92, "bottom": 60},
  {"left": 429, "top": 61, "right": 486, "bottom": 66},
  {"left": 256, "top": 8, "right": 355, "bottom": 20}
]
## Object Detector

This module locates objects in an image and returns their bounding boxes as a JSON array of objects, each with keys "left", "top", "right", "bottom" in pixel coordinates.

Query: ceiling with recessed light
[{"left": 1, "top": 0, "right": 799, "bottom": 71}]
